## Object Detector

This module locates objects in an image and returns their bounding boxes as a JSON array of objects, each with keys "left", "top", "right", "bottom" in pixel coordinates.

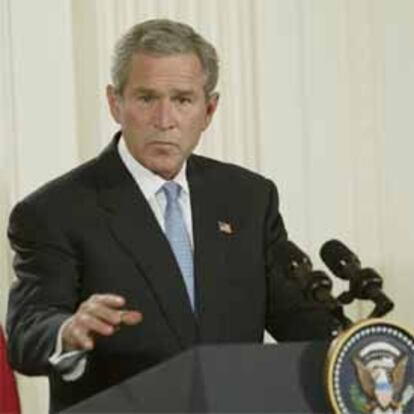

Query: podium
[{"left": 64, "top": 341, "right": 331, "bottom": 413}]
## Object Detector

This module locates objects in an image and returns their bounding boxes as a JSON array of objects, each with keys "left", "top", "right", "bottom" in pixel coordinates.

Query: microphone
[
  {"left": 272, "top": 240, "right": 312, "bottom": 285},
  {"left": 273, "top": 241, "right": 352, "bottom": 328},
  {"left": 320, "top": 239, "right": 394, "bottom": 318},
  {"left": 273, "top": 240, "right": 323, "bottom": 300}
]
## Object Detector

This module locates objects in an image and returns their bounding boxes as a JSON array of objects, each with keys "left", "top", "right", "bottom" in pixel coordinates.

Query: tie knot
[{"left": 162, "top": 181, "right": 181, "bottom": 202}]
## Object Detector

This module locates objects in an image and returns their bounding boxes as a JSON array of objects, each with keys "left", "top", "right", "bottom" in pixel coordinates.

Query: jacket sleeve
[{"left": 6, "top": 199, "right": 79, "bottom": 375}]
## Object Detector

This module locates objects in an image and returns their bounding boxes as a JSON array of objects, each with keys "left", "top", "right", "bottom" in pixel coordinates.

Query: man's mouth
[{"left": 150, "top": 140, "right": 178, "bottom": 147}]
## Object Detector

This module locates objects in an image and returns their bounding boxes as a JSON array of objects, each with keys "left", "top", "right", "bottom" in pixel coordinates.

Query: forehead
[{"left": 125, "top": 52, "right": 206, "bottom": 91}]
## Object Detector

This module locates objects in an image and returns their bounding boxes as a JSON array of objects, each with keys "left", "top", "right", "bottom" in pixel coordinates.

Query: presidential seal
[{"left": 326, "top": 319, "right": 414, "bottom": 413}]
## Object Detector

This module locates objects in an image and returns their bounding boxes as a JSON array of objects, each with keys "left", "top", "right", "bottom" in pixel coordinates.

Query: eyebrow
[
  {"left": 171, "top": 89, "right": 196, "bottom": 96},
  {"left": 131, "top": 87, "right": 197, "bottom": 96}
]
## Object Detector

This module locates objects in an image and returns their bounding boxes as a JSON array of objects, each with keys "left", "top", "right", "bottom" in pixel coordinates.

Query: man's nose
[{"left": 153, "top": 99, "right": 175, "bottom": 130}]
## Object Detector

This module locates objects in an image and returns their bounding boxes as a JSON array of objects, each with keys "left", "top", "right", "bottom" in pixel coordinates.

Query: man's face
[{"left": 107, "top": 53, "right": 219, "bottom": 179}]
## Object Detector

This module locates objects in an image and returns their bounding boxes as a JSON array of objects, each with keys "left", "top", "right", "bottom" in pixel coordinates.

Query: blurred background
[{"left": 1, "top": 0, "right": 413, "bottom": 412}]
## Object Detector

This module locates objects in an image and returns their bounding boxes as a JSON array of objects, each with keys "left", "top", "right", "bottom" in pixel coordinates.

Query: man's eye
[
  {"left": 174, "top": 96, "right": 192, "bottom": 105},
  {"left": 138, "top": 95, "right": 154, "bottom": 103}
]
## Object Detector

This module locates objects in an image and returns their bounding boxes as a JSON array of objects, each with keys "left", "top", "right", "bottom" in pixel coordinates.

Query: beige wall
[{"left": 1, "top": 1, "right": 414, "bottom": 412}]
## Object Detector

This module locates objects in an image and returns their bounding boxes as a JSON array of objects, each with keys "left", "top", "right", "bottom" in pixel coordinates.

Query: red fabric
[{"left": 0, "top": 325, "right": 20, "bottom": 414}]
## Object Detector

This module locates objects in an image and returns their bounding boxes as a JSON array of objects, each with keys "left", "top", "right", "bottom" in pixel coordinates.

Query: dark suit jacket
[{"left": 7, "top": 134, "right": 336, "bottom": 412}]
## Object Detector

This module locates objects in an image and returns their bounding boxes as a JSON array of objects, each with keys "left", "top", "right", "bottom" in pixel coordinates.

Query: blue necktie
[{"left": 162, "top": 182, "right": 195, "bottom": 310}]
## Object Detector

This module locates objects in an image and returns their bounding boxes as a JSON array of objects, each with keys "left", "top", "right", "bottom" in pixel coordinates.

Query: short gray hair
[{"left": 111, "top": 19, "right": 219, "bottom": 97}]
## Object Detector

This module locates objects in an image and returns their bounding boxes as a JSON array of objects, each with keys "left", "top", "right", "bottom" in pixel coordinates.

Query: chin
[
  {"left": 150, "top": 157, "right": 183, "bottom": 178},
  {"left": 149, "top": 163, "right": 179, "bottom": 180}
]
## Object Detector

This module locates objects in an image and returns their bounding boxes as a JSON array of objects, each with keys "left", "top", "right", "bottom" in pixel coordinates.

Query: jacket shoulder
[
  {"left": 8, "top": 156, "right": 104, "bottom": 237},
  {"left": 190, "top": 154, "right": 275, "bottom": 193},
  {"left": 16, "top": 157, "right": 100, "bottom": 208}
]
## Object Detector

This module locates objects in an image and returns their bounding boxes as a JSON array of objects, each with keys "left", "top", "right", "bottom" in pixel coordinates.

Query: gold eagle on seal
[{"left": 353, "top": 355, "right": 414, "bottom": 413}]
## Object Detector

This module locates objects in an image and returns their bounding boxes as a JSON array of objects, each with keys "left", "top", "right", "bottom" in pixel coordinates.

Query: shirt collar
[{"left": 117, "top": 136, "right": 189, "bottom": 201}]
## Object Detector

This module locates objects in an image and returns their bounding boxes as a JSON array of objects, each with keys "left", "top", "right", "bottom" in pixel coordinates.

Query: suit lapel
[
  {"left": 94, "top": 138, "right": 197, "bottom": 349},
  {"left": 188, "top": 157, "right": 227, "bottom": 343}
]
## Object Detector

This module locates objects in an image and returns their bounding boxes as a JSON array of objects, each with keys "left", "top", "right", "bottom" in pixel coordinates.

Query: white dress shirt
[
  {"left": 118, "top": 137, "right": 194, "bottom": 248},
  {"left": 49, "top": 136, "right": 194, "bottom": 381}
]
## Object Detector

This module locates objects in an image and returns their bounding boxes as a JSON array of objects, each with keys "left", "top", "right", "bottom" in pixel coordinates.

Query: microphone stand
[
  {"left": 336, "top": 268, "right": 394, "bottom": 318},
  {"left": 305, "top": 271, "right": 353, "bottom": 331}
]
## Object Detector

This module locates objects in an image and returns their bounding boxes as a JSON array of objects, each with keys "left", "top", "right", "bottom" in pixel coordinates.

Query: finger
[
  {"left": 120, "top": 311, "right": 143, "bottom": 326},
  {"left": 81, "top": 301, "right": 124, "bottom": 326},
  {"left": 71, "top": 328, "right": 94, "bottom": 351},
  {"left": 77, "top": 312, "right": 116, "bottom": 337},
  {"left": 62, "top": 320, "right": 94, "bottom": 352},
  {"left": 92, "top": 294, "right": 125, "bottom": 308}
]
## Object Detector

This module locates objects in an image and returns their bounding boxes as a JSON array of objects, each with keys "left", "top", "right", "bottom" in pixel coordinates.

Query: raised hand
[{"left": 62, "top": 294, "right": 142, "bottom": 352}]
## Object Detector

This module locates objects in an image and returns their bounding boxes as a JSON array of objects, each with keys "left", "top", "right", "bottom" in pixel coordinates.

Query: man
[{"left": 6, "top": 19, "right": 337, "bottom": 412}]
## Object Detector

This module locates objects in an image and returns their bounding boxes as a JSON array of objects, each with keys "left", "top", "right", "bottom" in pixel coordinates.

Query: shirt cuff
[{"left": 48, "top": 319, "right": 88, "bottom": 381}]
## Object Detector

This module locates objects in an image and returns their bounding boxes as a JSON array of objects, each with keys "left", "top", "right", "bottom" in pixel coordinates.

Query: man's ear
[
  {"left": 106, "top": 85, "right": 122, "bottom": 124},
  {"left": 203, "top": 92, "right": 220, "bottom": 130}
]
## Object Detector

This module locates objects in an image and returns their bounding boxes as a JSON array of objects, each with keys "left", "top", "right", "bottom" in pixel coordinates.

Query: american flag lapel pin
[{"left": 218, "top": 220, "right": 233, "bottom": 235}]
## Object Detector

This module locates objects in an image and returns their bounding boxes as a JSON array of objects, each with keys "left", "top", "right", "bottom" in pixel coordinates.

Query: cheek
[
  {"left": 120, "top": 103, "right": 149, "bottom": 125},
  {"left": 184, "top": 111, "right": 208, "bottom": 133},
  {"left": 123, "top": 110, "right": 144, "bottom": 125}
]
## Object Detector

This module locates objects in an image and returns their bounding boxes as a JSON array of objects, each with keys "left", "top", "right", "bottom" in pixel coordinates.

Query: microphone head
[
  {"left": 273, "top": 240, "right": 313, "bottom": 281},
  {"left": 320, "top": 239, "right": 361, "bottom": 280}
]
